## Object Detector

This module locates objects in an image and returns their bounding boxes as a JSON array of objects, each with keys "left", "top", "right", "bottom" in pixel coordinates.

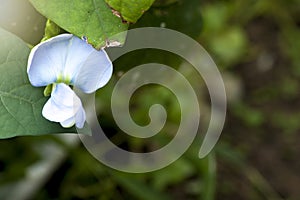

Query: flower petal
[
  {"left": 75, "top": 106, "right": 86, "bottom": 128},
  {"left": 73, "top": 49, "right": 113, "bottom": 93},
  {"left": 60, "top": 116, "right": 76, "bottom": 128},
  {"left": 27, "top": 34, "right": 74, "bottom": 86},
  {"left": 60, "top": 105, "right": 86, "bottom": 128},
  {"left": 27, "top": 34, "right": 113, "bottom": 93},
  {"left": 42, "top": 83, "right": 82, "bottom": 124},
  {"left": 63, "top": 36, "right": 95, "bottom": 80}
]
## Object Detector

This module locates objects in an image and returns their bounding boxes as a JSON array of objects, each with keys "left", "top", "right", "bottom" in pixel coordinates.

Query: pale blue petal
[
  {"left": 73, "top": 49, "right": 113, "bottom": 93},
  {"left": 63, "top": 36, "right": 95, "bottom": 80},
  {"left": 60, "top": 116, "right": 76, "bottom": 128},
  {"left": 28, "top": 34, "right": 113, "bottom": 92},
  {"left": 27, "top": 34, "right": 73, "bottom": 86},
  {"left": 42, "top": 83, "right": 81, "bottom": 123},
  {"left": 75, "top": 106, "right": 86, "bottom": 128},
  {"left": 60, "top": 104, "right": 86, "bottom": 128}
]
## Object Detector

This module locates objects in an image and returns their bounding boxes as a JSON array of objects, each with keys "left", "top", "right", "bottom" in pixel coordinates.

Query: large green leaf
[
  {"left": 105, "top": 0, "right": 155, "bottom": 23},
  {"left": 29, "top": 0, "right": 128, "bottom": 49},
  {"left": 0, "top": 27, "right": 75, "bottom": 138}
]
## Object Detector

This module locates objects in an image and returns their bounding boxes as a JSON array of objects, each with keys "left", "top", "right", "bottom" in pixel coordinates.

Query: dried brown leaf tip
[{"left": 111, "top": 8, "right": 130, "bottom": 24}]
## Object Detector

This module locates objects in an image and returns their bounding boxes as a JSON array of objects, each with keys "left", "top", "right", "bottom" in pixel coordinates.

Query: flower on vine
[{"left": 27, "top": 34, "right": 113, "bottom": 128}]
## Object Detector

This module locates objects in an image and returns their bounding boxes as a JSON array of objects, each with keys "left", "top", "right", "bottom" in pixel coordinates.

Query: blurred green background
[{"left": 1, "top": 0, "right": 300, "bottom": 199}]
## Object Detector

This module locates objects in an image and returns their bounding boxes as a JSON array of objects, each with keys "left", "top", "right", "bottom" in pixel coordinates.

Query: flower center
[
  {"left": 43, "top": 74, "right": 72, "bottom": 96},
  {"left": 56, "top": 74, "right": 71, "bottom": 85}
]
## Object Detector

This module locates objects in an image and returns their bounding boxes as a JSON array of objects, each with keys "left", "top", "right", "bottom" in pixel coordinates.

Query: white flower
[{"left": 27, "top": 34, "right": 113, "bottom": 128}]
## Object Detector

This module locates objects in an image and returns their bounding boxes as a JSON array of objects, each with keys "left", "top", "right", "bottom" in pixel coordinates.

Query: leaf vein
[{"left": 0, "top": 96, "right": 28, "bottom": 132}]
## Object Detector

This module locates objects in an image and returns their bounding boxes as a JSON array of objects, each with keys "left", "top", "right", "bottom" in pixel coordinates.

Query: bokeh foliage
[{"left": 0, "top": 0, "right": 300, "bottom": 199}]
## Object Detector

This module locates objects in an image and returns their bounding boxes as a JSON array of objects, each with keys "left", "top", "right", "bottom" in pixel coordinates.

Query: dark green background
[{"left": 0, "top": 0, "right": 300, "bottom": 199}]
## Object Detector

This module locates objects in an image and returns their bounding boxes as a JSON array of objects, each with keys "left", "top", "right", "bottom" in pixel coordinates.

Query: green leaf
[
  {"left": 29, "top": 0, "right": 128, "bottom": 49},
  {"left": 105, "top": 0, "right": 155, "bottom": 23},
  {"left": 0, "top": 27, "right": 75, "bottom": 138}
]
